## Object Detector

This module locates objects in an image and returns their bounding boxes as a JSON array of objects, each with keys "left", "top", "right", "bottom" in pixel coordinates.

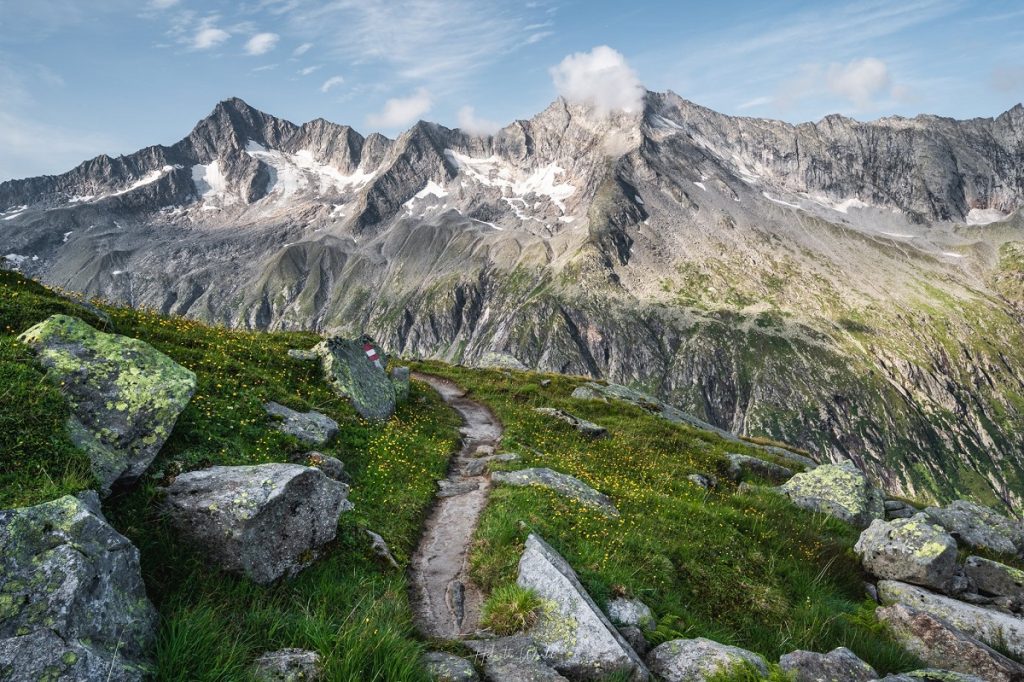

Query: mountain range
[{"left": 2, "top": 92, "right": 1023, "bottom": 512}]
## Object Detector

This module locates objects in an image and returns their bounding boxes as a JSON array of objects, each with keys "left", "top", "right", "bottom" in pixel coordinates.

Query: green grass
[
  {"left": 480, "top": 584, "right": 544, "bottom": 635},
  {"left": 413, "top": 360, "right": 922, "bottom": 675}
]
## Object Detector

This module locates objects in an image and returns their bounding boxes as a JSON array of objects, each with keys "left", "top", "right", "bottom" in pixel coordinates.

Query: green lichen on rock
[
  {"left": 780, "top": 460, "right": 885, "bottom": 527},
  {"left": 17, "top": 314, "right": 196, "bottom": 493},
  {"left": 314, "top": 335, "right": 397, "bottom": 421}
]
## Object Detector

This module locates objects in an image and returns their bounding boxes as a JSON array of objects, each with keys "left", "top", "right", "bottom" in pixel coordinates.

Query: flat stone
[
  {"left": 18, "top": 314, "right": 196, "bottom": 494},
  {"left": 854, "top": 514, "right": 959, "bottom": 591},
  {"left": 534, "top": 407, "right": 608, "bottom": 438},
  {"left": 461, "top": 453, "right": 520, "bottom": 477},
  {"left": 606, "top": 598, "right": 656, "bottom": 631},
  {"left": 252, "top": 648, "right": 322, "bottom": 682},
  {"left": 162, "top": 464, "right": 350, "bottom": 584},
  {"left": 463, "top": 636, "right": 568, "bottom": 681},
  {"left": 517, "top": 534, "right": 649, "bottom": 680},
  {"left": 265, "top": 402, "right": 339, "bottom": 446},
  {"left": 436, "top": 479, "right": 480, "bottom": 498},
  {"left": 315, "top": 335, "right": 396, "bottom": 421},
  {"left": 778, "top": 646, "right": 877, "bottom": 682},
  {"left": 646, "top": 638, "right": 768, "bottom": 682},
  {"left": 725, "top": 453, "right": 794, "bottom": 484},
  {"left": 422, "top": 651, "right": 479, "bottom": 681},
  {"left": 876, "top": 602, "right": 1024, "bottom": 682},
  {"left": 779, "top": 460, "right": 885, "bottom": 527},
  {"left": 492, "top": 468, "right": 618, "bottom": 515},
  {"left": 964, "top": 555, "right": 1024, "bottom": 600},
  {"left": 924, "top": 500, "right": 1024, "bottom": 557}
]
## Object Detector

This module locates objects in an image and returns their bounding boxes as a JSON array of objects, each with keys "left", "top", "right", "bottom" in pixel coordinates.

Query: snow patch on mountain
[
  {"left": 966, "top": 208, "right": 1009, "bottom": 225},
  {"left": 192, "top": 161, "right": 233, "bottom": 206},
  {"left": 444, "top": 150, "right": 575, "bottom": 212},
  {"left": 245, "top": 141, "right": 376, "bottom": 199}
]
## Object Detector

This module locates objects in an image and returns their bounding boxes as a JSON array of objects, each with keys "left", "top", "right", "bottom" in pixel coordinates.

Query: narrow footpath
[{"left": 409, "top": 372, "right": 504, "bottom": 639}]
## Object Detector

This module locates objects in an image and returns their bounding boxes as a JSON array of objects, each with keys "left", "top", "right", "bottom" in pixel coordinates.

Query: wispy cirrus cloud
[
  {"left": 367, "top": 88, "right": 432, "bottom": 127},
  {"left": 319, "top": 75, "right": 344, "bottom": 93},
  {"left": 244, "top": 32, "right": 279, "bottom": 56}
]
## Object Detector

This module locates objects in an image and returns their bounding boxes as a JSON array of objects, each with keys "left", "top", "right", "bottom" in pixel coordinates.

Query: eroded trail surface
[{"left": 409, "top": 372, "right": 503, "bottom": 639}]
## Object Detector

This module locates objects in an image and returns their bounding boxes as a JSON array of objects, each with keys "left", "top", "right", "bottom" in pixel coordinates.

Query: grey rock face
[
  {"left": 778, "top": 647, "right": 877, "bottom": 682},
  {"left": 876, "top": 602, "right": 1024, "bottom": 682},
  {"left": 162, "top": 464, "right": 349, "bottom": 584},
  {"left": 252, "top": 648, "right": 322, "bottom": 682},
  {"left": 780, "top": 460, "right": 885, "bottom": 527},
  {"left": 606, "top": 598, "right": 656, "bottom": 630},
  {"left": 462, "top": 636, "right": 568, "bottom": 681},
  {"left": 617, "top": 625, "right": 650, "bottom": 657},
  {"left": 18, "top": 314, "right": 195, "bottom": 494},
  {"left": 264, "top": 401, "right": 339, "bottom": 446},
  {"left": 0, "top": 493, "right": 157, "bottom": 681},
  {"left": 316, "top": 336, "right": 397, "bottom": 420},
  {"left": 492, "top": 468, "right": 618, "bottom": 515},
  {"left": 725, "top": 453, "right": 794, "bottom": 484},
  {"left": 964, "top": 555, "right": 1024, "bottom": 600},
  {"left": 886, "top": 500, "right": 919, "bottom": 520},
  {"left": 924, "top": 500, "right": 1024, "bottom": 557},
  {"left": 391, "top": 366, "right": 411, "bottom": 403},
  {"left": 534, "top": 407, "right": 608, "bottom": 438},
  {"left": 646, "top": 638, "right": 768, "bottom": 682},
  {"left": 421, "top": 651, "right": 479, "bottom": 681},
  {"left": 854, "top": 514, "right": 959, "bottom": 591},
  {"left": 516, "top": 534, "right": 649, "bottom": 681},
  {"left": 877, "top": 580, "right": 1024, "bottom": 660}
]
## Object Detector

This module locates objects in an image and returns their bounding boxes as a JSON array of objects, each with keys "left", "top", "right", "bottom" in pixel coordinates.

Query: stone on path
[
  {"left": 265, "top": 401, "right": 339, "bottom": 446},
  {"left": 492, "top": 468, "right": 618, "bottom": 515}
]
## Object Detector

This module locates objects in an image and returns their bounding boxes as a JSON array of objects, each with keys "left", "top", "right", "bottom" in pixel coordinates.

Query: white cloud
[
  {"left": 549, "top": 45, "right": 644, "bottom": 115},
  {"left": 298, "top": 65, "right": 322, "bottom": 76},
  {"left": 737, "top": 96, "right": 772, "bottom": 111},
  {"left": 293, "top": 42, "right": 313, "bottom": 56},
  {"left": 320, "top": 75, "right": 345, "bottom": 93},
  {"left": 826, "top": 57, "right": 891, "bottom": 108},
  {"left": 457, "top": 105, "right": 502, "bottom": 136},
  {"left": 149, "top": 0, "right": 179, "bottom": 9},
  {"left": 192, "top": 18, "right": 230, "bottom": 50},
  {"left": 367, "top": 88, "right": 432, "bottom": 128},
  {"left": 245, "top": 32, "right": 279, "bottom": 56}
]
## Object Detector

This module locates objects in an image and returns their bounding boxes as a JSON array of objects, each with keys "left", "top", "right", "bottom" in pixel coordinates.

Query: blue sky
[{"left": 1, "top": 0, "right": 1022, "bottom": 180}]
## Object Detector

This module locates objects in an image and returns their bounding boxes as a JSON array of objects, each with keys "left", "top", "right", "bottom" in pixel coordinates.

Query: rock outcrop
[
  {"left": 492, "top": 468, "right": 618, "bottom": 515},
  {"left": 646, "top": 638, "right": 768, "bottom": 681},
  {"left": 162, "top": 463, "right": 350, "bottom": 584},
  {"left": 252, "top": 648, "right": 322, "bottom": 682},
  {"left": 854, "top": 514, "right": 959, "bottom": 591},
  {"left": 316, "top": 336, "right": 397, "bottom": 420},
  {"left": 606, "top": 598, "right": 656, "bottom": 631},
  {"left": 964, "top": 555, "right": 1024, "bottom": 600},
  {"left": 18, "top": 314, "right": 195, "bottom": 493},
  {"left": 0, "top": 492, "right": 157, "bottom": 681},
  {"left": 780, "top": 460, "right": 885, "bottom": 527},
  {"left": 924, "top": 501, "right": 1024, "bottom": 557},
  {"left": 778, "top": 647, "right": 878, "bottom": 682},
  {"left": 463, "top": 636, "right": 568, "bottom": 681},
  {"left": 534, "top": 408, "right": 608, "bottom": 438},
  {"left": 422, "top": 651, "right": 479, "bottom": 682},
  {"left": 264, "top": 401, "right": 339, "bottom": 446},
  {"left": 725, "top": 453, "right": 794, "bottom": 484}
]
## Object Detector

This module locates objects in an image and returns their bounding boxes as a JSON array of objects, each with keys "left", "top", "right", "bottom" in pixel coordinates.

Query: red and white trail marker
[{"left": 363, "top": 342, "right": 383, "bottom": 370}]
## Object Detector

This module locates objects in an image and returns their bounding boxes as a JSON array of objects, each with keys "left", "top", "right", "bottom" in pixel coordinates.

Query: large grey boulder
[
  {"left": 924, "top": 500, "right": 1024, "bottom": 557},
  {"left": 264, "top": 402, "right": 339, "bottom": 446},
  {"left": 606, "top": 598, "right": 656, "bottom": 631},
  {"left": 0, "top": 493, "right": 157, "bottom": 681},
  {"left": 18, "top": 314, "right": 196, "bottom": 494},
  {"left": 516, "top": 534, "right": 649, "bottom": 680},
  {"left": 534, "top": 407, "right": 608, "bottom": 438},
  {"left": 162, "top": 464, "right": 350, "bottom": 584},
  {"left": 725, "top": 453, "right": 794, "bottom": 484},
  {"left": 646, "top": 638, "right": 768, "bottom": 681},
  {"left": 878, "top": 671, "right": 989, "bottom": 682},
  {"left": 463, "top": 636, "right": 568, "bottom": 681},
  {"left": 877, "top": 580, "right": 1024, "bottom": 660},
  {"left": 779, "top": 460, "right": 885, "bottom": 527},
  {"left": 492, "top": 468, "right": 618, "bottom": 515},
  {"left": 422, "top": 651, "right": 479, "bottom": 681},
  {"left": 252, "top": 648, "right": 322, "bottom": 681},
  {"left": 876, "top": 602, "right": 1024, "bottom": 682},
  {"left": 964, "top": 555, "right": 1024, "bottom": 600},
  {"left": 854, "top": 514, "right": 959, "bottom": 591},
  {"left": 315, "top": 335, "right": 397, "bottom": 421},
  {"left": 778, "top": 646, "right": 877, "bottom": 682}
]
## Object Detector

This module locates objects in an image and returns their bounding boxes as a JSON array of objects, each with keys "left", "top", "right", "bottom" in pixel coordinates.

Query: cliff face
[{"left": 2, "top": 92, "right": 1023, "bottom": 512}]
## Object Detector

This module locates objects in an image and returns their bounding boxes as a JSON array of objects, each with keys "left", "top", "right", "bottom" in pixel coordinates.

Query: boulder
[
  {"left": 287, "top": 348, "right": 319, "bottom": 361},
  {"left": 252, "top": 648, "right": 322, "bottom": 681},
  {"left": 606, "top": 598, "right": 656, "bottom": 631},
  {"left": 725, "top": 453, "right": 794, "bottom": 484},
  {"left": 877, "top": 580, "right": 1024, "bottom": 660},
  {"left": 924, "top": 500, "right": 1024, "bottom": 557},
  {"left": 0, "top": 492, "right": 157, "bottom": 681},
  {"left": 18, "top": 314, "right": 196, "bottom": 494},
  {"left": 463, "top": 636, "right": 568, "bottom": 681},
  {"left": 534, "top": 407, "right": 608, "bottom": 438},
  {"left": 854, "top": 514, "right": 959, "bottom": 591},
  {"left": 646, "top": 638, "right": 768, "bottom": 682},
  {"left": 687, "top": 473, "right": 716, "bottom": 490},
  {"left": 315, "top": 336, "right": 397, "bottom": 421},
  {"left": 516, "top": 534, "right": 649, "bottom": 680},
  {"left": 617, "top": 625, "right": 650, "bottom": 657},
  {"left": 778, "top": 646, "right": 878, "bottom": 682},
  {"left": 492, "top": 468, "right": 618, "bottom": 516},
  {"left": 478, "top": 352, "right": 528, "bottom": 371},
  {"left": 162, "top": 464, "right": 350, "bottom": 584},
  {"left": 391, "top": 366, "right": 411, "bottom": 403},
  {"left": 876, "top": 602, "right": 1024, "bottom": 682},
  {"left": 964, "top": 555, "right": 1024, "bottom": 600},
  {"left": 571, "top": 385, "right": 606, "bottom": 401},
  {"left": 365, "top": 530, "right": 399, "bottom": 569},
  {"left": 289, "top": 451, "right": 347, "bottom": 482},
  {"left": 779, "top": 460, "right": 885, "bottom": 527},
  {"left": 878, "top": 672, "right": 988, "bottom": 682},
  {"left": 422, "top": 651, "right": 479, "bottom": 681},
  {"left": 462, "top": 453, "right": 520, "bottom": 477},
  {"left": 264, "top": 402, "right": 339, "bottom": 446}
]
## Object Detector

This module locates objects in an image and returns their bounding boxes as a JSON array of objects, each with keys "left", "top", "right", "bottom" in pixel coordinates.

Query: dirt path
[{"left": 409, "top": 372, "right": 503, "bottom": 639}]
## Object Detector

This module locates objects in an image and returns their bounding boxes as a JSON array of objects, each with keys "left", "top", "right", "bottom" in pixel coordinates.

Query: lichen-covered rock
[
  {"left": 725, "top": 453, "right": 794, "bottom": 484},
  {"left": 606, "top": 598, "right": 656, "bottom": 631},
  {"left": 778, "top": 646, "right": 877, "bottom": 682},
  {"left": 463, "top": 636, "right": 568, "bottom": 681},
  {"left": 779, "top": 460, "right": 884, "bottom": 527},
  {"left": 877, "top": 580, "right": 1024, "bottom": 660},
  {"left": 646, "top": 638, "right": 768, "bottom": 681},
  {"left": 18, "top": 314, "right": 196, "bottom": 494},
  {"left": 516, "top": 534, "right": 649, "bottom": 680},
  {"left": 687, "top": 473, "right": 716, "bottom": 489},
  {"left": 570, "top": 385, "right": 607, "bottom": 401},
  {"left": 422, "top": 651, "right": 479, "bottom": 681},
  {"left": 964, "top": 555, "right": 1024, "bottom": 599},
  {"left": 886, "top": 500, "right": 918, "bottom": 520},
  {"left": 287, "top": 348, "right": 319, "bottom": 361},
  {"left": 924, "top": 500, "right": 1024, "bottom": 557},
  {"left": 252, "top": 648, "right": 322, "bottom": 681},
  {"left": 289, "top": 451, "right": 347, "bottom": 482},
  {"left": 264, "top": 402, "right": 339, "bottom": 446},
  {"left": 162, "top": 464, "right": 350, "bottom": 584},
  {"left": 477, "top": 352, "right": 528, "bottom": 371},
  {"left": 315, "top": 335, "right": 396, "bottom": 420},
  {"left": 391, "top": 366, "right": 411, "bottom": 403},
  {"left": 879, "top": 671, "right": 989, "bottom": 682},
  {"left": 534, "top": 407, "right": 608, "bottom": 438},
  {"left": 854, "top": 514, "right": 958, "bottom": 591},
  {"left": 492, "top": 468, "right": 618, "bottom": 515},
  {"left": 461, "top": 452, "right": 520, "bottom": 477},
  {"left": 0, "top": 492, "right": 157, "bottom": 681},
  {"left": 876, "top": 602, "right": 1024, "bottom": 682}
]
